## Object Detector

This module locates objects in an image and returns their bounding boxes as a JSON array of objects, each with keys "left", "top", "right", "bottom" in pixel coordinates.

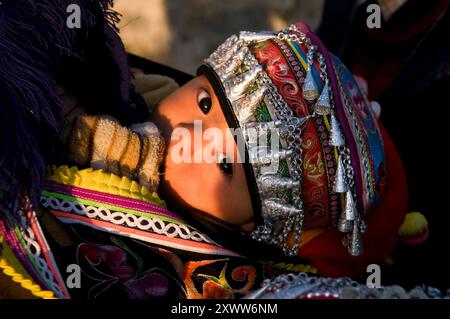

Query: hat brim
[{"left": 197, "top": 64, "right": 263, "bottom": 226}]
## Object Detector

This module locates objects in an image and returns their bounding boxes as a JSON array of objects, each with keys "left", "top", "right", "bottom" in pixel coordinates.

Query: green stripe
[
  {"left": 13, "top": 226, "right": 54, "bottom": 291},
  {"left": 42, "top": 191, "right": 188, "bottom": 227}
]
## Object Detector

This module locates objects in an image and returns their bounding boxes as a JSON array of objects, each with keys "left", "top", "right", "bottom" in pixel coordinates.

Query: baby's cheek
[
  {"left": 161, "top": 160, "right": 252, "bottom": 226},
  {"left": 162, "top": 162, "right": 214, "bottom": 208}
]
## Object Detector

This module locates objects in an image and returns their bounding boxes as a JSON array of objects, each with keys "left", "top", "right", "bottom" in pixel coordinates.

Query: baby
[
  {"left": 152, "top": 22, "right": 408, "bottom": 266},
  {"left": 61, "top": 22, "right": 408, "bottom": 277}
]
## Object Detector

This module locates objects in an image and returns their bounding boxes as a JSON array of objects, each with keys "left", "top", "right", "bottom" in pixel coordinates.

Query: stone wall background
[{"left": 113, "top": 0, "right": 324, "bottom": 74}]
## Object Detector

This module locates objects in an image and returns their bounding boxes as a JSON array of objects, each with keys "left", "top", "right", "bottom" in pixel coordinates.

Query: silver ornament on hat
[
  {"left": 244, "top": 120, "right": 283, "bottom": 130},
  {"left": 207, "top": 35, "right": 239, "bottom": 68},
  {"left": 217, "top": 46, "right": 249, "bottom": 80},
  {"left": 243, "top": 120, "right": 284, "bottom": 142},
  {"left": 239, "top": 31, "right": 277, "bottom": 43},
  {"left": 333, "top": 154, "right": 348, "bottom": 193},
  {"left": 261, "top": 198, "right": 303, "bottom": 219},
  {"left": 232, "top": 84, "right": 267, "bottom": 123},
  {"left": 337, "top": 191, "right": 357, "bottom": 232},
  {"left": 248, "top": 146, "right": 294, "bottom": 166},
  {"left": 250, "top": 221, "right": 273, "bottom": 243},
  {"left": 370, "top": 101, "right": 381, "bottom": 119},
  {"left": 203, "top": 24, "right": 366, "bottom": 258},
  {"left": 302, "top": 46, "right": 319, "bottom": 102},
  {"left": 330, "top": 112, "right": 345, "bottom": 147},
  {"left": 302, "top": 67, "right": 319, "bottom": 102},
  {"left": 342, "top": 222, "right": 363, "bottom": 256},
  {"left": 224, "top": 65, "right": 263, "bottom": 102},
  {"left": 313, "top": 80, "right": 331, "bottom": 115},
  {"left": 257, "top": 174, "right": 301, "bottom": 196}
]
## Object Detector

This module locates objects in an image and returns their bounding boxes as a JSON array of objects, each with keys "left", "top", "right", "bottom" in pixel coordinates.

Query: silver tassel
[
  {"left": 302, "top": 66, "right": 319, "bottom": 102},
  {"left": 337, "top": 191, "right": 356, "bottom": 232},
  {"left": 338, "top": 217, "right": 353, "bottom": 233},
  {"left": 333, "top": 155, "right": 348, "bottom": 193},
  {"left": 345, "top": 222, "right": 363, "bottom": 256},
  {"left": 344, "top": 191, "right": 356, "bottom": 221},
  {"left": 330, "top": 112, "right": 345, "bottom": 146},
  {"left": 261, "top": 198, "right": 303, "bottom": 219},
  {"left": 313, "top": 80, "right": 331, "bottom": 115},
  {"left": 257, "top": 174, "right": 301, "bottom": 195}
]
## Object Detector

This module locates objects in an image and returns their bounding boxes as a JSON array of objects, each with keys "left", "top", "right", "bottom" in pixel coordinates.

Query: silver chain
[{"left": 245, "top": 272, "right": 449, "bottom": 299}]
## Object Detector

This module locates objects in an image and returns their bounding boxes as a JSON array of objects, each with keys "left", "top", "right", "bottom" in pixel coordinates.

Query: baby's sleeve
[{"left": 61, "top": 115, "right": 165, "bottom": 194}]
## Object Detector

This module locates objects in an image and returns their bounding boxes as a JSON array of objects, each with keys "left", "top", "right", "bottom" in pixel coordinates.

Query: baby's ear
[{"left": 132, "top": 73, "right": 179, "bottom": 113}]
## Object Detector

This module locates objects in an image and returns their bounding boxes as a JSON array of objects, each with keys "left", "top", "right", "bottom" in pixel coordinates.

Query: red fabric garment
[{"left": 298, "top": 123, "right": 408, "bottom": 278}]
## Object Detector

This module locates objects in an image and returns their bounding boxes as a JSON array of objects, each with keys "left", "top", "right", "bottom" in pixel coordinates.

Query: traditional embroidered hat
[{"left": 198, "top": 23, "right": 386, "bottom": 257}]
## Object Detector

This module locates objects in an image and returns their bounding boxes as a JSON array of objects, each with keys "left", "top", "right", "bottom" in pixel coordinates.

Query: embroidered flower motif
[
  {"left": 124, "top": 272, "right": 169, "bottom": 299},
  {"left": 77, "top": 242, "right": 169, "bottom": 299},
  {"left": 137, "top": 246, "right": 260, "bottom": 299}
]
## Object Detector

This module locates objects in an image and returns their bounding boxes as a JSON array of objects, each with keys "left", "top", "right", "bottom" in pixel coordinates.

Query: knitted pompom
[{"left": 398, "top": 212, "right": 429, "bottom": 246}]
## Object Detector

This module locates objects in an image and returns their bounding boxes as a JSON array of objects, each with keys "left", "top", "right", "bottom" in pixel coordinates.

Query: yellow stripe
[
  {"left": 0, "top": 258, "right": 57, "bottom": 299},
  {"left": 48, "top": 165, "right": 165, "bottom": 207},
  {"left": 287, "top": 41, "right": 309, "bottom": 70}
]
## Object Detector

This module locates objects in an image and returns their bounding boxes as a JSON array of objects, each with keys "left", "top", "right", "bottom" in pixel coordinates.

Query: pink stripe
[
  {"left": 51, "top": 210, "right": 239, "bottom": 256},
  {"left": 27, "top": 211, "right": 69, "bottom": 298},
  {"left": 0, "top": 218, "right": 49, "bottom": 291},
  {"left": 44, "top": 182, "right": 184, "bottom": 222}
]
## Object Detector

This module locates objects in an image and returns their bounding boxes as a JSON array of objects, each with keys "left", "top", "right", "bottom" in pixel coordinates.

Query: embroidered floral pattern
[{"left": 76, "top": 240, "right": 172, "bottom": 299}]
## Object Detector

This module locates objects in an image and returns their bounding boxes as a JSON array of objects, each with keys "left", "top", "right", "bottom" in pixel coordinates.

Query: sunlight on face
[{"left": 151, "top": 76, "right": 254, "bottom": 231}]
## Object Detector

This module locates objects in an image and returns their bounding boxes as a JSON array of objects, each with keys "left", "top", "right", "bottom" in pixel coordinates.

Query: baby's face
[{"left": 152, "top": 75, "right": 254, "bottom": 231}]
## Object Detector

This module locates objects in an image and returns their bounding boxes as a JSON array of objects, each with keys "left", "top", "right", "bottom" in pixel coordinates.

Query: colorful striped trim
[
  {"left": 40, "top": 195, "right": 213, "bottom": 244},
  {"left": 44, "top": 182, "right": 182, "bottom": 223},
  {"left": 44, "top": 166, "right": 242, "bottom": 257},
  {"left": 50, "top": 210, "right": 240, "bottom": 257},
  {"left": 0, "top": 258, "right": 57, "bottom": 299},
  {"left": 1, "top": 209, "right": 69, "bottom": 298}
]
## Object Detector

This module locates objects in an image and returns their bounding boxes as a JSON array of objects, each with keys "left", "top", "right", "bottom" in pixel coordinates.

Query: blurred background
[{"left": 113, "top": 0, "right": 324, "bottom": 74}]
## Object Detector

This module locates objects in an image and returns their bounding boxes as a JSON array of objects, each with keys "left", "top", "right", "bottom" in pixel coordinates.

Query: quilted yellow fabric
[{"left": 48, "top": 165, "right": 166, "bottom": 208}]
